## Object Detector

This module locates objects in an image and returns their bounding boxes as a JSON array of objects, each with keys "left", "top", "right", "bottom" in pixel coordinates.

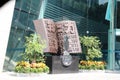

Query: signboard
[
  {"left": 33, "top": 19, "right": 58, "bottom": 53},
  {"left": 56, "top": 20, "right": 82, "bottom": 53}
]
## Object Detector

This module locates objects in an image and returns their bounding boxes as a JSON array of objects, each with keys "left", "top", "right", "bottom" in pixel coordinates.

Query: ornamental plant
[
  {"left": 80, "top": 36, "right": 102, "bottom": 60},
  {"left": 23, "top": 33, "right": 46, "bottom": 63},
  {"left": 79, "top": 36, "right": 106, "bottom": 70},
  {"left": 14, "top": 33, "right": 49, "bottom": 73}
]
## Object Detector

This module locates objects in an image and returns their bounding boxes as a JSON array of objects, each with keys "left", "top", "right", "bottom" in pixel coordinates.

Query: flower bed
[
  {"left": 15, "top": 61, "right": 49, "bottom": 73},
  {"left": 79, "top": 60, "right": 106, "bottom": 70}
]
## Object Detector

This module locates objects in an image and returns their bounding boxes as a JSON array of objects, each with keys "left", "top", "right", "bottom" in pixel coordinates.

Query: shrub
[
  {"left": 80, "top": 36, "right": 102, "bottom": 60},
  {"left": 23, "top": 33, "right": 46, "bottom": 63}
]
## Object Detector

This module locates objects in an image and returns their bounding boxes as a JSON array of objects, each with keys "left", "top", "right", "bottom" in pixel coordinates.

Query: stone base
[{"left": 46, "top": 54, "right": 79, "bottom": 74}]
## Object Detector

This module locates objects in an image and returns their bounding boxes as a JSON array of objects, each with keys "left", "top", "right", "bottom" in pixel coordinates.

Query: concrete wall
[{"left": 0, "top": 0, "right": 15, "bottom": 72}]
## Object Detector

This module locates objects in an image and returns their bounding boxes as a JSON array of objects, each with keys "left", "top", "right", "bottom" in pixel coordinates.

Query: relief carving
[
  {"left": 33, "top": 19, "right": 58, "bottom": 53},
  {"left": 33, "top": 19, "right": 82, "bottom": 54}
]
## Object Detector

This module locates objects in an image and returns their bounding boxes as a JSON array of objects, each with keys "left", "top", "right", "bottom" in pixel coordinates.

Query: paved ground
[{"left": 0, "top": 71, "right": 120, "bottom": 80}]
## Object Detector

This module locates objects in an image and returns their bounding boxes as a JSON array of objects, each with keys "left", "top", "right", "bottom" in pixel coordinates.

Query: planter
[
  {"left": 16, "top": 73, "right": 30, "bottom": 77},
  {"left": 15, "top": 72, "right": 47, "bottom": 77}
]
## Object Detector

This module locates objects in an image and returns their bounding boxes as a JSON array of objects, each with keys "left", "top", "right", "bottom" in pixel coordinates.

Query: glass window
[
  {"left": 30, "top": 0, "right": 41, "bottom": 15},
  {"left": 115, "top": 0, "right": 120, "bottom": 70},
  {"left": 4, "top": 0, "right": 42, "bottom": 71},
  {"left": 19, "top": 12, "right": 29, "bottom": 26},
  {"left": 45, "top": 0, "right": 108, "bottom": 43},
  {"left": 117, "top": 1, "right": 120, "bottom": 28},
  {"left": 14, "top": 0, "right": 21, "bottom": 9},
  {"left": 28, "top": 14, "right": 37, "bottom": 30}
]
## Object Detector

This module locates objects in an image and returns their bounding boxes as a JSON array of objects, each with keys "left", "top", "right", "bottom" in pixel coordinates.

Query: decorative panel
[{"left": 33, "top": 19, "right": 58, "bottom": 53}]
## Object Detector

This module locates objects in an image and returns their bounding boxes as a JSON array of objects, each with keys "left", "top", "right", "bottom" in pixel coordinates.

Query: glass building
[{"left": 3, "top": 0, "right": 120, "bottom": 71}]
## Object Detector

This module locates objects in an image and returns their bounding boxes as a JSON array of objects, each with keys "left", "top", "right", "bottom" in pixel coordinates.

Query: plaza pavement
[{"left": 0, "top": 71, "right": 120, "bottom": 80}]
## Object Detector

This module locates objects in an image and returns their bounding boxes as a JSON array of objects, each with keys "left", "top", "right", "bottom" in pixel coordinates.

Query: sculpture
[{"left": 33, "top": 19, "right": 82, "bottom": 73}]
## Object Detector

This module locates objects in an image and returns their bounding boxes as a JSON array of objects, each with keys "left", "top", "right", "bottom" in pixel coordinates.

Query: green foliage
[
  {"left": 15, "top": 66, "right": 31, "bottom": 73},
  {"left": 80, "top": 36, "right": 102, "bottom": 60},
  {"left": 14, "top": 61, "right": 31, "bottom": 73},
  {"left": 23, "top": 33, "right": 46, "bottom": 63},
  {"left": 14, "top": 34, "right": 50, "bottom": 73}
]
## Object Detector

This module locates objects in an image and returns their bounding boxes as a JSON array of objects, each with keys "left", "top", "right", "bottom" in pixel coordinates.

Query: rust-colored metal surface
[
  {"left": 33, "top": 19, "right": 58, "bottom": 53},
  {"left": 56, "top": 20, "right": 82, "bottom": 54},
  {"left": 33, "top": 19, "right": 82, "bottom": 54}
]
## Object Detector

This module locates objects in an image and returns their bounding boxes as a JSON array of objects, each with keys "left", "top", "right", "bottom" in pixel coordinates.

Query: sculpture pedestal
[{"left": 46, "top": 54, "right": 79, "bottom": 74}]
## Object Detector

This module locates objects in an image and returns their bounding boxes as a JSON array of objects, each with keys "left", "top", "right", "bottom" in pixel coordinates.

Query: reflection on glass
[
  {"left": 4, "top": 0, "right": 42, "bottom": 71},
  {"left": 99, "top": 0, "right": 108, "bottom": 5}
]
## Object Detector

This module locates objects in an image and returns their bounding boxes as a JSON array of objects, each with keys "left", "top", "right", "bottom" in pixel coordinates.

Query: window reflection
[
  {"left": 4, "top": 0, "right": 42, "bottom": 71},
  {"left": 117, "top": 1, "right": 120, "bottom": 28},
  {"left": 99, "top": 0, "right": 108, "bottom": 5}
]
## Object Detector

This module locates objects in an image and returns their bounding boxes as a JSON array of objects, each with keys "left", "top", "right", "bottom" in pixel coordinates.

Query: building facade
[{"left": 2, "top": 0, "right": 120, "bottom": 71}]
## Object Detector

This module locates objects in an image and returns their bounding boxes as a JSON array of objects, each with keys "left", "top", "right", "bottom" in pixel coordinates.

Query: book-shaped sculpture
[
  {"left": 33, "top": 19, "right": 58, "bottom": 53},
  {"left": 33, "top": 19, "right": 82, "bottom": 54}
]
